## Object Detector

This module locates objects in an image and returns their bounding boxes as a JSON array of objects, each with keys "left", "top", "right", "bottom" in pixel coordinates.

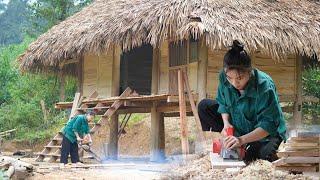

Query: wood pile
[{"left": 273, "top": 134, "right": 320, "bottom": 173}]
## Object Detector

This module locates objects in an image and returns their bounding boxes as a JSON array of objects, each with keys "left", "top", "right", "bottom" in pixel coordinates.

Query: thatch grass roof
[{"left": 19, "top": 0, "right": 320, "bottom": 74}]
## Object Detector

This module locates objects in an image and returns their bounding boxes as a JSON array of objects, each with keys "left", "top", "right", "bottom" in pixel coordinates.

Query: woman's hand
[
  {"left": 224, "top": 136, "right": 242, "bottom": 149},
  {"left": 221, "top": 123, "right": 233, "bottom": 137}
]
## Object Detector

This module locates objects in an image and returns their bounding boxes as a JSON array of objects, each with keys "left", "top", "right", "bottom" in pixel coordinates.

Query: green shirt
[
  {"left": 62, "top": 115, "right": 90, "bottom": 143},
  {"left": 216, "top": 68, "right": 287, "bottom": 141}
]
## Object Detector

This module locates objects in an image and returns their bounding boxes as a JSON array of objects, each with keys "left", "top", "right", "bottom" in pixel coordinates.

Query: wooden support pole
[
  {"left": 150, "top": 47, "right": 165, "bottom": 161},
  {"left": 293, "top": 55, "right": 303, "bottom": 129},
  {"left": 183, "top": 70, "right": 205, "bottom": 143},
  {"left": 59, "top": 70, "right": 65, "bottom": 101},
  {"left": 77, "top": 57, "right": 83, "bottom": 94},
  {"left": 108, "top": 45, "right": 121, "bottom": 159},
  {"left": 108, "top": 115, "right": 119, "bottom": 160},
  {"left": 40, "top": 100, "right": 48, "bottom": 125},
  {"left": 178, "top": 69, "right": 189, "bottom": 156},
  {"left": 197, "top": 38, "right": 208, "bottom": 101}
]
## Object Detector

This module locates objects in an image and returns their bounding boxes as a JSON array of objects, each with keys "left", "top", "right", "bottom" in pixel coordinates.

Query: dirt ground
[{"left": 1, "top": 115, "right": 319, "bottom": 180}]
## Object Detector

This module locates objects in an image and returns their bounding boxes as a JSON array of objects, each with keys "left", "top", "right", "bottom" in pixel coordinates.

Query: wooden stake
[
  {"left": 178, "top": 69, "right": 189, "bottom": 156},
  {"left": 183, "top": 70, "right": 205, "bottom": 143},
  {"left": 40, "top": 100, "right": 48, "bottom": 125}
]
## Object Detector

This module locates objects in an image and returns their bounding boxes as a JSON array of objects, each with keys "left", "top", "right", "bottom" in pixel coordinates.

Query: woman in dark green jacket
[
  {"left": 198, "top": 40, "right": 286, "bottom": 163},
  {"left": 60, "top": 112, "right": 95, "bottom": 164}
]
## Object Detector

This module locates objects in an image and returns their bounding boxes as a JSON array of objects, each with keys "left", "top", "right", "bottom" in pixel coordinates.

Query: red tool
[{"left": 212, "top": 127, "right": 245, "bottom": 160}]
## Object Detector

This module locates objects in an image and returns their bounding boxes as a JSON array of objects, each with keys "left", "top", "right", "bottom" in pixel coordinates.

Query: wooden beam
[
  {"left": 150, "top": 47, "right": 165, "bottom": 162},
  {"left": 70, "top": 93, "right": 81, "bottom": 119},
  {"left": 108, "top": 115, "right": 118, "bottom": 160},
  {"left": 116, "top": 107, "right": 151, "bottom": 114},
  {"left": 178, "top": 69, "right": 189, "bottom": 156},
  {"left": 197, "top": 37, "right": 208, "bottom": 101},
  {"left": 157, "top": 105, "right": 192, "bottom": 113},
  {"left": 108, "top": 45, "right": 121, "bottom": 160},
  {"left": 293, "top": 55, "right": 303, "bottom": 128},
  {"left": 59, "top": 70, "right": 65, "bottom": 101},
  {"left": 164, "top": 112, "right": 194, "bottom": 117},
  {"left": 77, "top": 56, "right": 83, "bottom": 94},
  {"left": 58, "top": 58, "right": 78, "bottom": 69}
]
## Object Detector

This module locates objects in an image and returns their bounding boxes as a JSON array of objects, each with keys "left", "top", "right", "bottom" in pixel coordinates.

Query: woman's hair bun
[{"left": 231, "top": 40, "right": 244, "bottom": 52}]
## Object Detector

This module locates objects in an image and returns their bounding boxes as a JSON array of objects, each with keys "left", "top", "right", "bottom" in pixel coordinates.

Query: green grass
[{"left": 119, "top": 113, "right": 148, "bottom": 127}]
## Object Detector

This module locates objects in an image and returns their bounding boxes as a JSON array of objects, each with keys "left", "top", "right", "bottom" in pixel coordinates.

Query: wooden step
[
  {"left": 45, "top": 145, "right": 62, "bottom": 149},
  {"left": 52, "top": 138, "right": 63, "bottom": 141},
  {"left": 38, "top": 153, "right": 61, "bottom": 157}
]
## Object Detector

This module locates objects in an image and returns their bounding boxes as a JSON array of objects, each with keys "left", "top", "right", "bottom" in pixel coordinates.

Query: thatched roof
[{"left": 19, "top": 0, "right": 320, "bottom": 74}]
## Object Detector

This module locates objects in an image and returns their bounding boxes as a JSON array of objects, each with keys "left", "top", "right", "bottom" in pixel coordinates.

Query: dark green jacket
[
  {"left": 216, "top": 68, "right": 287, "bottom": 141},
  {"left": 62, "top": 115, "right": 90, "bottom": 143}
]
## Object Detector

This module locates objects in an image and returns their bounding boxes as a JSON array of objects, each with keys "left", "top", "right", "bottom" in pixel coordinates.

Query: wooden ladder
[{"left": 36, "top": 87, "right": 136, "bottom": 162}]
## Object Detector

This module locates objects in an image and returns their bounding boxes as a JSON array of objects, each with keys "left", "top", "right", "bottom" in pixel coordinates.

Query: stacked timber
[{"left": 273, "top": 133, "right": 320, "bottom": 172}]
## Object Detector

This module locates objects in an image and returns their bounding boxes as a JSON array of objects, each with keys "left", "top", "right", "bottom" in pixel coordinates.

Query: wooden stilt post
[
  {"left": 178, "top": 68, "right": 189, "bottom": 156},
  {"left": 293, "top": 55, "right": 303, "bottom": 130},
  {"left": 108, "top": 45, "right": 121, "bottom": 159},
  {"left": 150, "top": 47, "right": 165, "bottom": 161}
]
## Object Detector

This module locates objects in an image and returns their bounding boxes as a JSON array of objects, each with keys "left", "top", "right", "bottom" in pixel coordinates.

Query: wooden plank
[
  {"left": 288, "top": 137, "right": 320, "bottom": 142},
  {"left": 275, "top": 165, "right": 317, "bottom": 172},
  {"left": 0, "top": 129, "right": 16, "bottom": 136},
  {"left": 277, "top": 150, "right": 319, "bottom": 157},
  {"left": 210, "top": 152, "right": 246, "bottom": 169},
  {"left": 285, "top": 142, "right": 319, "bottom": 147},
  {"left": 70, "top": 93, "right": 81, "bottom": 119},
  {"left": 178, "top": 69, "right": 189, "bottom": 156},
  {"left": 112, "top": 45, "right": 121, "bottom": 96},
  {"left": 281, "top": 157, "right": 320, "bottom": 164},
  {"left": 284, "top": 147, "right": 319, "bottom": 151},
  {"left": 159, "top": 40, "right": 169, "bottom": 94},
  {"left": 197, "top": 39, "right": 208, "bottom": 101}
]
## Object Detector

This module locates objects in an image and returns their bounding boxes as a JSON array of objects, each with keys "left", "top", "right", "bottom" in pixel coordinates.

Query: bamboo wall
[
  {"left": 81, "top": 42, "right": 297, "bottom": 102},
  {"left": 82, "top": 48, "right": 114, "bottom": 98}
]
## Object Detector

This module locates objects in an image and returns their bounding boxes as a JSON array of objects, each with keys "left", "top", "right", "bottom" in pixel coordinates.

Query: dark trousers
[
  {"left": 198, "top": 99, "right": 282, "bottom": 163},
  {"left": 60, "top": 135, "right": 79, "bottom": 164}
]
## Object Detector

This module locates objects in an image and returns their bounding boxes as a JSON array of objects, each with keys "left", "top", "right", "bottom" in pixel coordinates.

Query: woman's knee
[{"left": 198, "top": 99, "right": 214, "bottom": 111}]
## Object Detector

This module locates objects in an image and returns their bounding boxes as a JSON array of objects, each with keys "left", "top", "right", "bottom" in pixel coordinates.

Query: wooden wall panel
[
  {"left": 98, "top": 51, "right": 113, "bottom": 98},
  {"left": 159, "top": 41, "right": 169, "bottom": 94},
  {"left": 253, "top": 53, "right": 296, "bottom": 100},
  {"left": 207, "top": 49, "right": 226, "bottom": 99},
  {"left": 83, "top": 54, "right": 99, "bottom": 97},
  {"left": 188, "top": 62, "right": 198, "bottom": 92}
]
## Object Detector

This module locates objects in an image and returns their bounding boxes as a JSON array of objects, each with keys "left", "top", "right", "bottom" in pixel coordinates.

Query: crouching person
[
  {"left": 60, "top": 112, "right": 95, "bottom": 164},
  {"left": 198, "top": 40, "right": 286, "bottom": 164}
]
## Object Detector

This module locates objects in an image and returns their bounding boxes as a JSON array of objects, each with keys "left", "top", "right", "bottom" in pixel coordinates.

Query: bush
[
  {"left": 0, "top": 37, "right": 76, "bottom": 143},
  {"left": 302, "top": 67, "right": 320, "bottom": 124}
]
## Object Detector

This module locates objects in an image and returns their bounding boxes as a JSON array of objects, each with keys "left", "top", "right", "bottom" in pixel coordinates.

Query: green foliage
[
  {"left": 119, "top": 113, "right": 148, "bottom": 127},
  {"left": 302, "top": 66, "right": 320, "bottom": 124},
  {"left": 0, "top": 0, "right": 31, "bottom": 45},
  {"left": 0, "top": 37, "right": 77, "bottom": 143}
]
